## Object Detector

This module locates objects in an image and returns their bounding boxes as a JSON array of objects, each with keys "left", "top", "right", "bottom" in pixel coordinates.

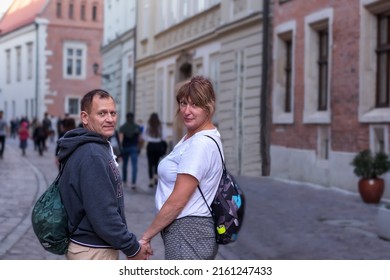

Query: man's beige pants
[{"left": 66, "top": 241, "right": 119, "bottom": 260}]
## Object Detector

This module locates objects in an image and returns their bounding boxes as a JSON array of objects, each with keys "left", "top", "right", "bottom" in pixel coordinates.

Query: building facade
[
  {"left": 0, "top": 0, "right": 103, "bottom": 125},
  {"left": 134, "top": 0, "right": 263, "bottom": 176},
  {"left": 271, "top": 0, "right": 390, "bottom": 198},
  {"left": 100, "top": 0, "right": 136, "bottom": 126}
]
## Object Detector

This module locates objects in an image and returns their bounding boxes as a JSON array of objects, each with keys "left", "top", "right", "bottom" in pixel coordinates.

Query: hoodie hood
[{"left": 56, "top": 127, "right": 108, "bottom": 162}]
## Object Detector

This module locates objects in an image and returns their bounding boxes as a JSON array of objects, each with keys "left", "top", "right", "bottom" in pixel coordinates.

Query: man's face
[{"left": 81, "top": 96, "right": 117, "bottom": 139}]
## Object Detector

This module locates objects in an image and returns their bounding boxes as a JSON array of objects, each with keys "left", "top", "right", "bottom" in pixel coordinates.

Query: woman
[
  {"left": 143, "top": 112, "right": 166, "bottom": 188},
  {"left": 18, "top": 121, "right": 29, "bottom": 156},
  {"left": 140, "top": 76, "right": 223, "bottom": 259}
]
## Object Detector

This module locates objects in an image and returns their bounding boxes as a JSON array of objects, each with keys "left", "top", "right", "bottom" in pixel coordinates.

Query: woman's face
[{"left": 179, "top": 98, "right": 210, "bottom": 135}]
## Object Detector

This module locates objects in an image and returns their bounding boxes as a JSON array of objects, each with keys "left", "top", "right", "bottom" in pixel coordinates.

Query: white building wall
[
  {"left": 135, "top": 0, "right": 262, "bottom": 176},
  {"left": 102, "top": 0, "right": 136, "bottom": 125},
  {"left": 0, "top": 24, "right": 37, "bottom": 122},
  {"left": 103, "top": 0, "right": 136, "bottom": 45},
  {"left": 270, "top": 145, "right": 390, "bottom": 198}
]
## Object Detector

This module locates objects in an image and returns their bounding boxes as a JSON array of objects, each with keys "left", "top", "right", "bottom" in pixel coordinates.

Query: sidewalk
[{"left": 1, "top": 136, "right": 390, "bottom": 259}]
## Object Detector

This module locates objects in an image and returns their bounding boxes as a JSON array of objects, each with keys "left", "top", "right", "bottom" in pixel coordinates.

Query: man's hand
[{"left": 127, "top": 241, "right": 153, "bottom": 260}]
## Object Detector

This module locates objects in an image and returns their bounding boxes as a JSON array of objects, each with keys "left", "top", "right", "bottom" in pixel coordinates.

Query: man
[
  {"left": 119, "top": 112, "right": 142, "bottom": 189},
  {"left": 42, "top": 112, "right": 52, "bottom": 150},
  {"left": 0, "top": 111, "right": 7, "bottom": 159},
  {"left": 56, "top": 89, "right": 151, "bottom": 260}
]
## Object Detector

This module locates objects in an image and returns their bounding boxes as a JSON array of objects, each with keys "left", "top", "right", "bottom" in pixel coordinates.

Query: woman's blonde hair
[{"left": 176, "top": 76, "right": 216, "bottom": 116}]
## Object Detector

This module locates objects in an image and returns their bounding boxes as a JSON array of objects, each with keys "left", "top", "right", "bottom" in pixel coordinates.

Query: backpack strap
[
  {"left": 56, "top": 146, "right": 86, "bottom": 236},
  {"left": 197, "top": 135, "right": 225, "bottom": 216},
  {"left": 204, "top": 135, "right": 226, "bottom": 172}
]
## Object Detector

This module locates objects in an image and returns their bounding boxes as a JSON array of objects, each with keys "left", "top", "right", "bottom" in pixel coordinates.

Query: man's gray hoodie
[{"left": 57, "top": 127, "right": 140, "bottom": 257}]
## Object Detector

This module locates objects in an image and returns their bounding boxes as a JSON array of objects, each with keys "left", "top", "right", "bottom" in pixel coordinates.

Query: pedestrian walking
[
  {"left": 33, "top": 121, "right": 46, "bottom": 156},
  {"left": 56, "top": 89, "right": 151, "bottom": 260},
  {"left": 0, "top": 110, "right": 8, "bottom": 159},
  {"left": 140, "top": 76, "right": 223, "bottom": 260},
  {"left": 18, "top": 121, "right": 29, "bottom": 156},
  {"left": 10, "top": 118, "right": 18, "bottom": 139},
  {"left": 143, "top": 112, "right": 166, "bottom": 188},
  {"left": 42, "top": 112, "right": 52, "bottom": 150},
  {"left": 119, "top": 112, "right": 142, "bottom": 189}
]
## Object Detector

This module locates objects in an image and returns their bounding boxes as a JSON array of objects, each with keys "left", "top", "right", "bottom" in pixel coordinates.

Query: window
[
  {"left": 376, "top": 13, "right": 390, "bottom": 108},
  {"left": 359, "top": 1, "right": 390, "bottom": 122},
  {"left": 92, "top": 3, "right": 98, "bottom": 21},
  {"left": 303, "top": 8, "right": 333, "bottom": 124},
  {"left": 27, "top": 43, "right": 33, "bottom": 79},
  {"left": 285, "top": 39, "right": 293, "bottom": 113},
  {"left": 16, "top": 46, "right": 21, "bottom": 82},
  {"left": 81, "top": 2, "right": 86, "bottom": 20},
  {"left": 318, "top": 30, "right": 329, "bottom": 111},
  {"left": 272, "top": 20, "right": 296, "bottom": 124},
  {"left": 67, "top": 97, "right": 80, "bottom": 115},
  {"left": 6, "top": 49, "right": 11, "bottom": 84},
  {"left": 63, "top": 42, "right": 86, "bottom": 79},
  {"left": 56, "top": 0, "right": 62, "bottom": 18},
  {"left": 69, "top": 1, "right": 74, "bottom": 19}
]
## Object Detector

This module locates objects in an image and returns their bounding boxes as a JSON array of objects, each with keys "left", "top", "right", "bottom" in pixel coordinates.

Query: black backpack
[{"left": 198, "top": 136, "right": 245, "bottom": 245}]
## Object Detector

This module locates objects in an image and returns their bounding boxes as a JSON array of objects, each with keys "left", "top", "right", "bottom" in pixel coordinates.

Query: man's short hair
[{"left": 81, "top": 89, "right": 113, "bottom": 113}]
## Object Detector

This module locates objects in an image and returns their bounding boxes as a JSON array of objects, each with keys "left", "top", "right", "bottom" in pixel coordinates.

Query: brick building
[
  {"left": 0, "top": 0, "right": 103, "bottom": 125},
  {"left": 270, "top": 0, "right": 390, "bottom": 198}
]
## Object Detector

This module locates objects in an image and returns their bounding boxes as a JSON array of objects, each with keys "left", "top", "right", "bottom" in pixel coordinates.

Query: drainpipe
[
  {"left": 34, "top": 21, "right": 39, "bottom": 120},
  {"left": 261, "top": 0, "right": 271, "bottom": 176},
  {"left": 132, "top": 1, "right": 137, "bottom": 115}
]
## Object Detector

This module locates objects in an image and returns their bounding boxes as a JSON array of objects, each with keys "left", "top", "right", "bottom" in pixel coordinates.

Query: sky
[{"left": 0, "top": 0, "right": 14, "bottom": 19}]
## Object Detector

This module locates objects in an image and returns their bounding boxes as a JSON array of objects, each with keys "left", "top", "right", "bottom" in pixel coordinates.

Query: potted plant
[{"left": 351, "top": 149, "right": 390, "bottom": 203}]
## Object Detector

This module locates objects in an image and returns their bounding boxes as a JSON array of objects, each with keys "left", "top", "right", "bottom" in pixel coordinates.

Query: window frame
[
  {"left": 63, "top": 42, "right": 87, "bottom": 80},
  {"left": 81, "top": 1, "right": 86, "bottom": 21},
  {"left": 69, "top": 0, "right": 74, "bottom": 19},
  {"left": 272, "top": 20, "right": 296, "bottom": 124},
  {"left": 359, "top": 0, "right": 390, "bottom": 123},
  {"left": 56, "top": 0, "right": 62, "bottom": 18},
  {"left": 375, "top": 13, "right": 390, "bottom": 108},
  {"left": 303, "top": 8, "right": 333, "bottom": 124},
  {"left": 15, "top": 46, "right": 21, "bottom": 82},
  {"left": 66, "top": 97, "right": 80, "bottom": 116},
  {"left": 318, "top": 29, "right": 329, "bottom": 111},
  {"left": 27, "top": 42, "right": 33, "bottom": 80},
  {"left": 92, "top": 3, "right": 98, "bottom": 21}
]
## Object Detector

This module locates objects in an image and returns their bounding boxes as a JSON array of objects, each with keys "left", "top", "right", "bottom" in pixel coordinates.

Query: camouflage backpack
[
  {"left": 31, "top": 154, "right": 82, "bottom": 255},
  {"left": 198, "top": 136, "right": 246, "bottom": 245}
]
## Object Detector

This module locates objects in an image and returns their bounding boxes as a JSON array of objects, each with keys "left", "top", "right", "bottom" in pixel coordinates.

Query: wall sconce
[{"left": 93, "top": 63, "right": 110, "bottom": 81}]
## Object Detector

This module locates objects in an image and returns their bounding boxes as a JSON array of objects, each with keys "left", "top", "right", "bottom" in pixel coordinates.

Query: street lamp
[{"left": 92, "top": 62, "right": 110, "bottom": 80}]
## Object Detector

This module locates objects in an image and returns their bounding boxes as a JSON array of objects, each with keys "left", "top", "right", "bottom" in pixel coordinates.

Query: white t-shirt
[{"left": 155, "top": 128, "right": 224, "bottom": 218}]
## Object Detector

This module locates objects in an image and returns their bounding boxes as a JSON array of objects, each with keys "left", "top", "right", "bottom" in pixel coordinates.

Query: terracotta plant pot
[{"left": 358, "top": 178, "right": 384, "bottom": 204}]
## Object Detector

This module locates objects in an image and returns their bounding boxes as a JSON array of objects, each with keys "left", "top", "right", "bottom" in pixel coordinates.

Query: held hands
[
  {"left": 140, "top": 239, "right": 153, "bottom": 259},
  {"left": 126, "top": 240, "right": 153, "bottom": 260}
]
